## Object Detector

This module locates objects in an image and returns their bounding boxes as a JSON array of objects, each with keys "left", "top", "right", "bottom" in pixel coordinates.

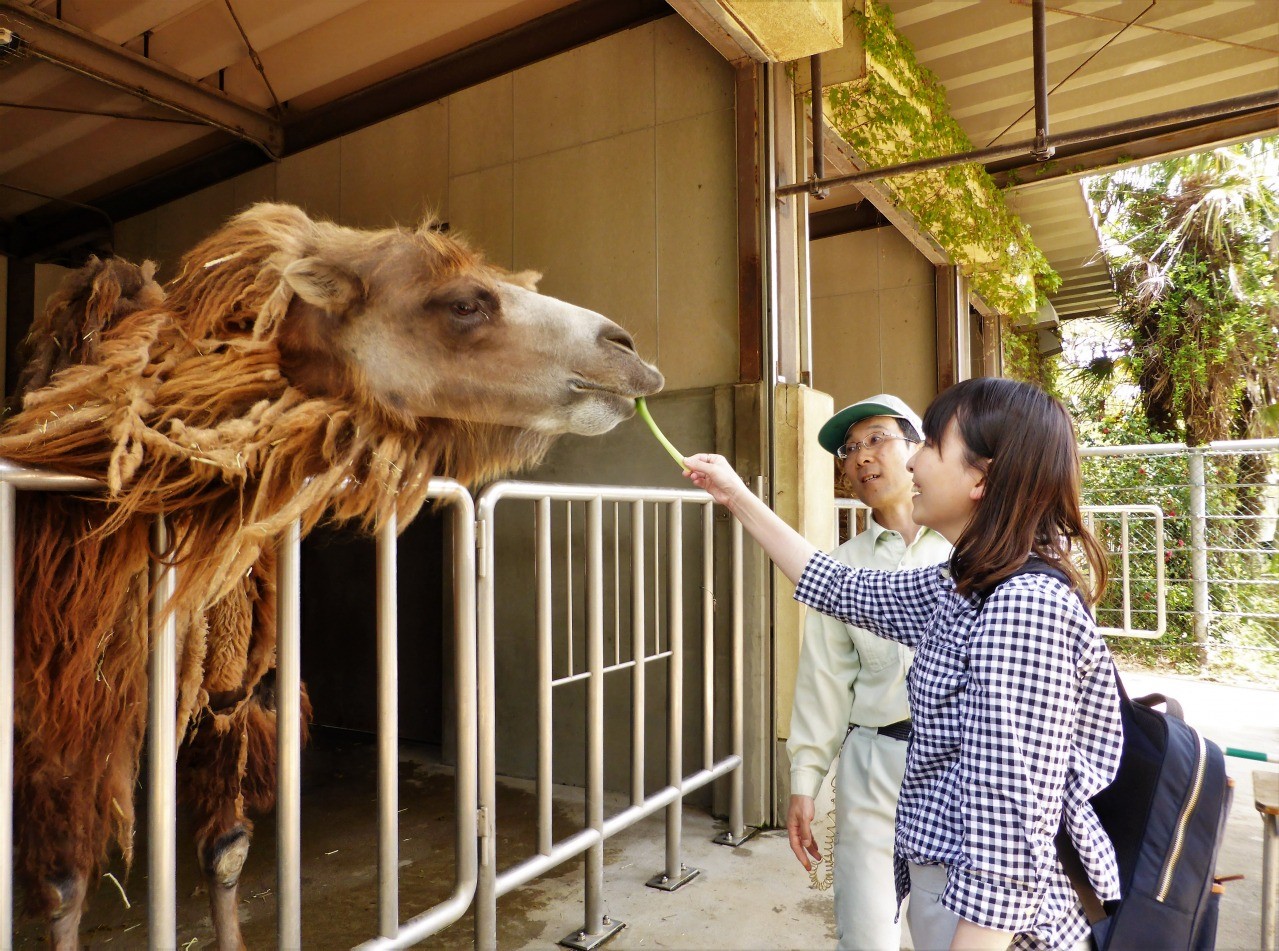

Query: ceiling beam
[
  {"left": 990, "top": 105, "right": 1279, "bottom": 189},
  {"left": 808, "top": 200, "right": 889, "bottom": 240},
  {"left": 0, "top": 0, "right": 671, "bottom": 263},
  {"left": 0, "top": 0, "right": 282, "bottom": 157}
]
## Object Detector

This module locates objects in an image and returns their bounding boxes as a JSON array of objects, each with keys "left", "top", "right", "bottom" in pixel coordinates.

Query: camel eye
[{"left": 451, "top": 300, "right": 480, "bottom": 317}]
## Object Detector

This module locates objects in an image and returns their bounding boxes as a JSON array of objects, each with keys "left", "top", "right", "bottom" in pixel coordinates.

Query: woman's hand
[
  {"left": 682, "top": 451, "right": 818, "bottom": 583},
  {"left": 786, "top": 794, "right": 821, "bottom": 871},
  {"left": 681, "top": 453, "right": 751, "bottom": 510}
]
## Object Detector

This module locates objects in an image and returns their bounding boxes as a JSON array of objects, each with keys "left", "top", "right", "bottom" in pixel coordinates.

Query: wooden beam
[{"left": 736, "top": 64, "right": 763, "bottom": 384}]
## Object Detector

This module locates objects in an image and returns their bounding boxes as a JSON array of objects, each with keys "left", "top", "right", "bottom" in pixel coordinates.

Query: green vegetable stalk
[{"left": 635, "top": 397, "right": 686, "bottom": 470}]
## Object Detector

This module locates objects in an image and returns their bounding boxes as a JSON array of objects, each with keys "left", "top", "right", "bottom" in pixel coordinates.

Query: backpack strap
[{"left": 1133, "top": 692, "right": 1185, "bottom": 721}]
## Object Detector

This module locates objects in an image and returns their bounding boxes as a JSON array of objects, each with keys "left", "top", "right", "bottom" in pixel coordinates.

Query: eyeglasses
[{"left": 836, "top": 432, "right": 919, "bottom": 460}]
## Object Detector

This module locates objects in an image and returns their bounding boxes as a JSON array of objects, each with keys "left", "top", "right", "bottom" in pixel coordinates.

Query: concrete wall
[
  {"left": 96, "top": 18, "right": 753, "bottom": 807},
  {"left": 809, "top": 224, "right": 937, "bottom": 416},
  {"left": 111, "top": 17, "right": 739, "bottom": 395}
]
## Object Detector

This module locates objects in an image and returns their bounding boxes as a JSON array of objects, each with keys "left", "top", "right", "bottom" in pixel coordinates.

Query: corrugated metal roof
[{"left": 887, "top": 0, "right": 1279, "bottom": 321}]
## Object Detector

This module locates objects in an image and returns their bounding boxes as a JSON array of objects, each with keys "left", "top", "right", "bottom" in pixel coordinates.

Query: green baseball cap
[{"left": 817, "top": 393, "right": 924, "bottom": 456}]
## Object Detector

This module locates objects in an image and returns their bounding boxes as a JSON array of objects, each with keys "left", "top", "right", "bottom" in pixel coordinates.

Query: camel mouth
[{"left": 569, "top": 379, "right": 652, "bottom": 401}]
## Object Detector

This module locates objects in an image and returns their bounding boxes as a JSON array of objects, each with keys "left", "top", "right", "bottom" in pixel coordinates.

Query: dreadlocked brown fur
[{"left": 1, "top": 203, "right": 624, "bottom": 931}]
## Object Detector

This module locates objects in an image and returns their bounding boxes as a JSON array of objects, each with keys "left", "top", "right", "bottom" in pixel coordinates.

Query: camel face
[{"left": 278, "top": 231, "right": 664, "bottom": 434}]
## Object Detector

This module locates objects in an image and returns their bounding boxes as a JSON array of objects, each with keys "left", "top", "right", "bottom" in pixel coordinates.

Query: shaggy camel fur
[{"left": 0, "top": 203, "right": 663, "bottom": 949}]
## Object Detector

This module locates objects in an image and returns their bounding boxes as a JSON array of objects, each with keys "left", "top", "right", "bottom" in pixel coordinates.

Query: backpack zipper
[{"left": 1155, "top": 731, "right": 1206, "bottom": 901}]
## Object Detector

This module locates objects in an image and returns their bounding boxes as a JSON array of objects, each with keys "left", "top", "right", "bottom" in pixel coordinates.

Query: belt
[{"left": 852, "top": 718, "right": 913, "bottom": 742}]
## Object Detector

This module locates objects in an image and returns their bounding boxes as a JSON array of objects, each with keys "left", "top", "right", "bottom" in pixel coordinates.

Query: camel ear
[
  {"left": 282, "top": 258, "right": 364, "bottom": 313},
  {"left": 506, "top": 269, "right": 542, "bottom": 291}
]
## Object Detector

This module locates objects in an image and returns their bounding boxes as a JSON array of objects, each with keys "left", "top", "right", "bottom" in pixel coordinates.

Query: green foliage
[
  {"left": 1085, "top": 140, "right": 1279, "bottom": 443},
  {"left": 821, "top": 0, "right": 1058, "bottom": 323}
]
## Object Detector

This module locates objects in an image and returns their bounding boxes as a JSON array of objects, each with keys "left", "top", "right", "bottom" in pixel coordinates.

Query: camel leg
[
  {"left": 198, "top": 827, "right": 251, "bottom": 951},
  {"left": 46, "top": 873, "right": 87, "bottom": 951}
]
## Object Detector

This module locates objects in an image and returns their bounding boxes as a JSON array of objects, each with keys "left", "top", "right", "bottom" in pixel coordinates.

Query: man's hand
[{"left": 786, "top": 794, "right": 821, "bottom": 871}]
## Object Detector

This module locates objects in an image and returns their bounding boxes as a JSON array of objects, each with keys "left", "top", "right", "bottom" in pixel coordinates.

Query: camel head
[{"left": 268, "top": 208, "right": 664, "bottom": 435}]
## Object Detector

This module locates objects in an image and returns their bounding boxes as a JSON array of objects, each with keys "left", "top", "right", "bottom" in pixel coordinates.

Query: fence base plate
[
  {"left": 559, "top": 917, "right": 625, "bottom": 950},
  {"left": 713, "top": 825, "right": 761, "bottom": 848},
  {"left": 645, "top": 865, "right": 701, "bottom": 891}
]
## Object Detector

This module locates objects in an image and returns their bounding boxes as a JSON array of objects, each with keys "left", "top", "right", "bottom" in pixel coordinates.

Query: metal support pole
[
  {"left": 561, "top": 499, "right": 624, "bottom": 950},
  {"left": 631, "top": 501, "right": 646, "bottom": 809},
  {"left": 476, "top": 509, "right": 498, "bottom": 951},
  {"left": 1263, "top": 811, "right": 1277, "bottom": 951},
  {"left": 537, "top": 499, "right": 554, "bottom": 856},
  {"left": 277, "top": 520, "right": 303, "bottom": 949},
  {"left": 1188, "top": 450, "right": 1210, "bottom": 667},
  {"left": 702, "top": 504, "right": 714, "bottom": 772},
  {"left": 585, "top": 499, "right": 605, "bottom": 933},
  {"left": 776, "top": 89, "right": 1279, "bottom": 197},
  {"left": 1031, "top": 0, "right": 1054, "bottom": 160},
  {"left": 647, "top": 501, "right": 699, "bottom": 891},
  {"left": 808, "top": 54, "right": 829, "bottom": 199},
  {"left": 376, "top": 514, "right": 399, "bottom": 939},
  {"left": 149, "top": 516, "right": 178, "bottom": 950},
  {"left": 0, "top": 481, "right": 15, "bottom": 944},
  {"left": 715, "top": 517, "right": 756, "bottom": 847}
]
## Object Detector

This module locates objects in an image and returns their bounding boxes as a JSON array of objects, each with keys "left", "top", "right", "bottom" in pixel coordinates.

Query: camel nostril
[{"left": 600, "top": 324, "right": 637, "bottom": 354}]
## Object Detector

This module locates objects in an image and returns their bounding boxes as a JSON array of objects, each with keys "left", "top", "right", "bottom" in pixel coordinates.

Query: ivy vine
[{"left": 819, "top": 0, "right": 1059, "bottom": 379}]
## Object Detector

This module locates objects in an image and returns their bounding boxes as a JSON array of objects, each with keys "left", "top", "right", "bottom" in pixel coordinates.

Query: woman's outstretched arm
[{"left": 682, "top": 453, "right": 818, "bottom": 583}]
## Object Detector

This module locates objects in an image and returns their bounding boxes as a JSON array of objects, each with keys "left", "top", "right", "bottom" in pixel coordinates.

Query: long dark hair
[{"left": 922, "top": 378, "right": 1108, "bottom": 604}]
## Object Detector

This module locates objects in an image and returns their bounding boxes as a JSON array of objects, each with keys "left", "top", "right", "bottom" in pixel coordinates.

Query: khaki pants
[
  {"left": 834, "top": 725, "right": 911, "bottom": 951},
  {"left": 906, "top": 863, "right": 1092, "bottom": 951}
]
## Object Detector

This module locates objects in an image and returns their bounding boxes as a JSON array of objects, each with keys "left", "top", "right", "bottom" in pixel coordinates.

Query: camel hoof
[{"left": 203, "top": 828, "right": 251, "bottom": 889}]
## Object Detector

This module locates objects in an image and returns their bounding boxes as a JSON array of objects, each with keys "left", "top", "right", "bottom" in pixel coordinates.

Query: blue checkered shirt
[{"left": 795, "top": 552, "right": 1122, "bottom": 950}]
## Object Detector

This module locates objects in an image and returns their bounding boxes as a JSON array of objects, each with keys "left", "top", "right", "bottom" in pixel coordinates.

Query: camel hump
[{"left": 11, "top": 255, "right": 164, "bottom": 405}]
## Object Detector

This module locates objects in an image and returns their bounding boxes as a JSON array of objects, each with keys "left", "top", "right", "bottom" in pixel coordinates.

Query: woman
[{"left": 684, "top": 378, "right": 1121, "bottom": 951}]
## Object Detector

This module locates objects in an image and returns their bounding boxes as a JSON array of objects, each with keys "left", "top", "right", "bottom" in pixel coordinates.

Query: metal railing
[
  {"left": 1081, "top": 439, "right": 1279, "bottom": 660},
  {"left": 832, "top": 495, "right": 1167, "bottom": 638},
  {"left": 473, "top": 481, "right": 746, "bottom": 951},
  {"left": 329, "top": 479, "right": 479, "bottom": 950},
  {"left": 0, "top": 461, "right": 112, "bottom": 944},
  {"left": 0, "top": 465, "right": 480, "bottom": 950}
]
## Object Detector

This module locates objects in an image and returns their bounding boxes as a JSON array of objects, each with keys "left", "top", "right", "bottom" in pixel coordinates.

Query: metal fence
[
  {"left": 834, "top": 496, "right": 1167, "bottom": 638},
  {"left": 1080, "top": 438, "right": 1279, "bottom": 662},
  {"left": 1, "top": 470, "right": 746, "bottom": 950},
  {"left": 470, "top": 482, "right": 747, "bottom": 951}
]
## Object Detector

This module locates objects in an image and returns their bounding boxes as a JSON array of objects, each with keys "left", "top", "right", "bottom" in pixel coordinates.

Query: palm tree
[{"left": 1087, "top": 140, "right": 1279, "bottom": 446}]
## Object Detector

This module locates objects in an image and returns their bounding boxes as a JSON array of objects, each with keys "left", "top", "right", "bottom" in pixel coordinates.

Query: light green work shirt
[{"left": 787, "top": 515, "right": 952, "bottom": 799}]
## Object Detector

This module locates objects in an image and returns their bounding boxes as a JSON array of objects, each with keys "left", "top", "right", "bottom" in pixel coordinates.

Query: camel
[{"left": 0, "top": 202, "right": 663, "bottom": 950}]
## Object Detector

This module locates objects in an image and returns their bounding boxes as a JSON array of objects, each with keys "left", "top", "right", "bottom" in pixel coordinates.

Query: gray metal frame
[
  {"left": 2, "top": 471, "right": 748, "bottom": 949},
  {"left": 832, "top": 495, "right": 1167, "bottom": 638},
  {"left": 473, "top": 481, "right": 747, "bottom": 951}
]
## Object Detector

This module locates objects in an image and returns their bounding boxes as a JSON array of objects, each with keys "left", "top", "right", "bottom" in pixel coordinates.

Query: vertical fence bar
[
  {"left": 665, "top": 500, "right": 683, "bottom": 880},
  {"left": 730, "top": 516, "right": 745, "bottom": 839},
  {"left": 1120, "top": 511, "right": 1132, "bottom": 635},
  {"left": 476, "top": 505, "right": 498, "bottom": 951},
  {"left": 702, "top": 504, "right": 714, "bottom": 772},
  {"left": 0, "top": 481, "right": 15, "bottom": 944},
  {"left": 638, "top": 499, "right": 700, "bottom": 891},
  {"left": 537, "top": 498, "right": 553, "bottom": 856},
  {"left": 631, "top": 501, "right": 646, "bottom": 808},
  {"left": 376, "top": 514, "right": 399, "bottom": 938},
  {"left": 1189, "top": 450, "right": 1210, "bottom": 664},
  {"left": 277, "top": 519, "right": 303, "bottom": 949},
  {"left": 149, "top": 516, "right": 178, "bottom": 950},
  {"left": 584, "top": 498, "right": 606, "bottom": 934},
  {"left": 714, "top": 513, "right": 751, "bottom": 847}
]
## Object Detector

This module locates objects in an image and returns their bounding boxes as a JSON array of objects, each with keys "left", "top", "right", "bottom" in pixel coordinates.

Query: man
[{"left": 787, "top": 394, "right": 952, "bottom": 951}]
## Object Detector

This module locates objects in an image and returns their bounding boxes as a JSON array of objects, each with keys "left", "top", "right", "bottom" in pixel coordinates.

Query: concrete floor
[{"left": 9, "top": 669, "right": 1276, "bottom": 950}]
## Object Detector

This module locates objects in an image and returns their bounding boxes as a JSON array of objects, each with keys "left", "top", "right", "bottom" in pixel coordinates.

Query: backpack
[{"left": 997, "top": 560, "right": 1234, "bottom": 951}]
